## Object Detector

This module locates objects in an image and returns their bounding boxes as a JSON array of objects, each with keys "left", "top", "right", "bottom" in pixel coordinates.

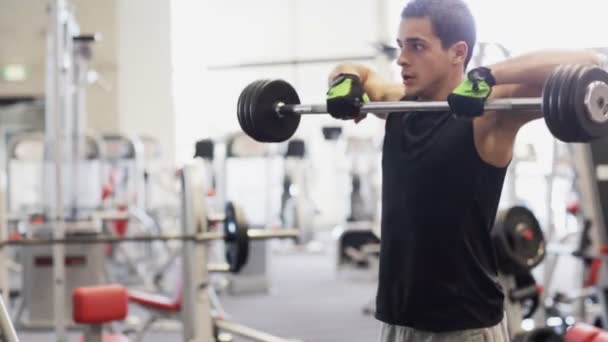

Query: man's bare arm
[
  {"left": 488, "top": 49, "right": 605, "bottom": 126},
  {"left": 474, "top": 49, "right": 606, "bottom": 168}
]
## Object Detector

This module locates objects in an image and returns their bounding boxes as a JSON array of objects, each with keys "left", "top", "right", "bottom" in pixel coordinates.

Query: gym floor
[{"left": 18, "top": 243, "right": 381, "bottom": 342}]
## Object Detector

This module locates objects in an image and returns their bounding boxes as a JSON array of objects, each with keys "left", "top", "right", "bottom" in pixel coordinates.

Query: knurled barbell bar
[{"left": 236, "top": 64, "right": 608, "bottom": 143}]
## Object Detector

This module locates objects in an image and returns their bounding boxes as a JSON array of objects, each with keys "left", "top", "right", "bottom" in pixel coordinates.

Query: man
[{"left": 325, "top": 0, "right": 604, "bottom": 341}]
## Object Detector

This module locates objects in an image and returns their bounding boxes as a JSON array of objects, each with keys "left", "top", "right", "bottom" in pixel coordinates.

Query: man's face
[{"left": 396, "top": 17, "right": 455, "bottom": 99}]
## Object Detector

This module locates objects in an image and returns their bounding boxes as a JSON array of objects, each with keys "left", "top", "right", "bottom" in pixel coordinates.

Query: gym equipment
[
  {"left": 285, "top": 139, "right": 306, "bottom": 158},
  {"left": 281, "top": 139, "right": 316, "bottom": 245},
  {"left": 223, "top": 132, "right": 278, "bottom": 294},
  {"left": 1, "top": 202, "right": 288, "bottom": 273},
  {"left": 510, "top": 271, "right": 541, "bottom": 320},
  {"left": 492, "top": 206, "right": 546, "bottom": 275},
  {"left": 195, "top": 139, "right": 215, "bottom": 160},
  {"left": 511, "top": 327, "right": 562, "bottom": 342},
  {"left": 236, "top": 65, "right": 608, "bottom": 143},
  {"left": 102, "top": 133, "right": 146, "bottom": 211},
  {"left": 558, "top": 132, "right": 608, "bottom": 327},
  {"left": 72, "top": 284, "right": 129, "bottom": 342},
  {"left": 132, "top": 161, "right": 298, "bottom": 342},
  {"left": 494, "top": 206, "right": 547, "bottom": 339}
]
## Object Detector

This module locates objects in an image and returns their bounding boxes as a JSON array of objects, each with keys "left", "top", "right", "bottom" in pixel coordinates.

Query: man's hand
[
  {"left": 448, "top": 67, "right": 497, "bottom": 118},
  {"left": 326, "top": 73, "right": 370, "bottom": 120}
]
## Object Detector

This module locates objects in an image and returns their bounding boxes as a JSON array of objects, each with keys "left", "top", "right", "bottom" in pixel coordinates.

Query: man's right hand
[{"left": 326, "top": 73, "right": 370, "bottom": 120}]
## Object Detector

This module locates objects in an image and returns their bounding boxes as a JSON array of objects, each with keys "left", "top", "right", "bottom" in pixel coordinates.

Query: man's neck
[{"left": 419, "top": 72, "right": 465, "bottom": 102}]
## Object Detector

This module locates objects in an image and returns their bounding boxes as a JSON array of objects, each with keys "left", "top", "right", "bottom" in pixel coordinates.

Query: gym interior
[{"left": 1, "top": 0, "right": 608, "bottom": 341}]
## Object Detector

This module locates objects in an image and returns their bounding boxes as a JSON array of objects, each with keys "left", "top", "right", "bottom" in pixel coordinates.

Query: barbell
[
  {"left": 2, "top": 202, "right": 299, "bottom": 273},
  {"left": 236, "top": 64, "right": 608, "bottom": 143}
]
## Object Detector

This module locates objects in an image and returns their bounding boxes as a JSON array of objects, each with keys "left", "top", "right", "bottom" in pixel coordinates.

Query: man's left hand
[{"left": 448, "top": 67, "right": 497, "bottom": 118}]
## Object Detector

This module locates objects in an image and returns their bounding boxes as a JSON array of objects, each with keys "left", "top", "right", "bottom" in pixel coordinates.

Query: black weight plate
[
  {"left": 506, "top": 207, "right": 545, "bottom": 269},
  {"left": 542, "top": 66, "right": 561, "bottom": 139},
  {"left": 574, "top": 66, "right": 608, "bottom": 139},
  {"left": 238, "top": 81, "right": 257, "bottom": 137},
  {"left": 224, "top": 201, "right": 250, "bottom": 273},
  {"left": 547, "top": 65, "right": 572, "bottom": 142},
  {"left": 551, "top": 65, "right": 576, "bottom": 142},
  {"left": 247, "top": 79, "right": 270, "bottom": 142},
  {"left": 570, "top": 65, "right": 597, "bottom": 142},
  {"left": 237, "top": 81, "right": 260, "bottom": 138},
  {"left": 252, "top": 79, "right": 301, "bottom": 143},
  {"left": 492, "top": 206, "right": 545, "bottom": 275},
  {"left": 557, "top": 65, "right": 581, "bottom": 142}
]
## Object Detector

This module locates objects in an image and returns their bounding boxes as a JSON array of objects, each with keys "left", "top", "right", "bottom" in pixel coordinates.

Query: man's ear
[{"left": 450, "top": 41, "right": 468, "bottom": 66}]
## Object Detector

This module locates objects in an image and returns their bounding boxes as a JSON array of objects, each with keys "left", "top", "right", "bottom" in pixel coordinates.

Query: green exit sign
[{"left": 1, "top": 64, "right": 28, "bottom": 82}]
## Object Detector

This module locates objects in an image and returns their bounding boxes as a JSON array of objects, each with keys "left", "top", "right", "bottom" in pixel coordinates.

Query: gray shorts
[{"left": 379, "top": 318, "right": 509, "bottom": 342}]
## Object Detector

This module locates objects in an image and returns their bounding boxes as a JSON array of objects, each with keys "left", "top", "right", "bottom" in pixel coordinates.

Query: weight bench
[{"left": 72, "top": 284, "right": 129, "bottom": 342}]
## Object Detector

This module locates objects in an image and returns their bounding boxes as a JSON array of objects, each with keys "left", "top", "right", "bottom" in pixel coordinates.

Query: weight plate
[
  {"left": 238, "top": 79, "right": 268, "bottom": 141},
  {"left": 565, "top": 65, "right": 594, "bottom": 141},
  {"left": 492, "top": 206, "right": 545, "bottom": 275},
  {"left": 547, "top": 65, "right": 573, "bottom": 142},
  {"left": 237, "top": 81, "right": 261, "bottom": 138},
  {"left": 253, "top": 79, "right": 301, "bottom": 143},
  {"left": 574, "top": 66, "right": 608, "bottom": 139},
  {"left": 224, "top": 201, "right": 250, "bottom": 273},
  {"left": 247, "top": 79, "right": 273, "bottom": 142},
  {"left": 550, "top": 64, "right": 575, "bottom": 142},
  {"left": 542, "top": 65, "right": 561, "bottom": 139},
  {"left": 557, "top": 64, "right": 586, "bottom": 142}
]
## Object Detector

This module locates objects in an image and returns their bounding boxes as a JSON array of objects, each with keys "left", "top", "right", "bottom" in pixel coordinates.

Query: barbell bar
[
  {"left": 236, "top": 64, "right": 608, "bottom": 143},
  {"left": 0, "top": 229, "right": 299, "bottom": 247},
  {"left": 276, "top": 98, "right": 542, "bottom": 116}
]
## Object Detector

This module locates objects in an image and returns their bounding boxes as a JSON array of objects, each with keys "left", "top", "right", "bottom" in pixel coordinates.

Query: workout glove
[
  {"left": 326, "top": 74, "right": 370, "bottom": 120},
  {"left": 448, "top": 67, "right": 496, "bottom": 118}
]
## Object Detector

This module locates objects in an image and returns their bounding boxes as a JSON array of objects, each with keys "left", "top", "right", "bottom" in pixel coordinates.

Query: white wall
[
  {"left": 172, "top": 0, "right": 389, "bottom": 162},
  {"left": 116, "top": 0, "right": 175, "bottom": 166}
]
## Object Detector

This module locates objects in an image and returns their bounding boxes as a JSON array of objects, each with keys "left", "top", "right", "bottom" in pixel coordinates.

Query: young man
[{"left": 325, "top": 0, "right": 604, "bottom": 341}]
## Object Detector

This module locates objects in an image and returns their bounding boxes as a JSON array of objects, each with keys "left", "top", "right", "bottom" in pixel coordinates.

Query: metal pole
[
  {"left": 215, "top": 320, "right": 300, "bottom": 342},
  {"left": 180, "top": 161, "right": 214, "bottom": 342},
  {"left": 279, "top": 98, "right": 543, "bottom": 116},
  {"left": 72, "top": 36, "right": 94, "bottom": 219},
  {"left": 45, "top": 1, "right": 70, "bottom": 340},
  {"left": 0, "top": 171, "right": 8, "bottom": 306},
  {"left": 0, "top": 295, "right": 18, "bottom": 342}
]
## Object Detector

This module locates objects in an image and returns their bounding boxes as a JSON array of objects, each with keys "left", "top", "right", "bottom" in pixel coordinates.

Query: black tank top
[{"left": 374, "top": 108, "right": 506, "bottom": 332}]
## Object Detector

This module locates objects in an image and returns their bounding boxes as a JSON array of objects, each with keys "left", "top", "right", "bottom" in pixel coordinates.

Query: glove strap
[
  {"left": 467, "top": 67, "right": 496, "bottom": 88},
  {"left": 330, "top": 73, "right": 361, "bottom": 88}
]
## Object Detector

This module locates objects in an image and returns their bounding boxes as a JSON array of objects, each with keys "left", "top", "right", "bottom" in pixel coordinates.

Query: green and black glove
[
  {"left": 326, "top": 73, "right": 370, "bottom": 120},
  {"left": 447, "top": 67, "right": 496, "bottom": 118}
]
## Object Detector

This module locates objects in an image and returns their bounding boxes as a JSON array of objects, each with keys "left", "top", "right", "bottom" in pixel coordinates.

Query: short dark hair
[{"left": 402, "top": 0, "right": 476, "bottom": 69}]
